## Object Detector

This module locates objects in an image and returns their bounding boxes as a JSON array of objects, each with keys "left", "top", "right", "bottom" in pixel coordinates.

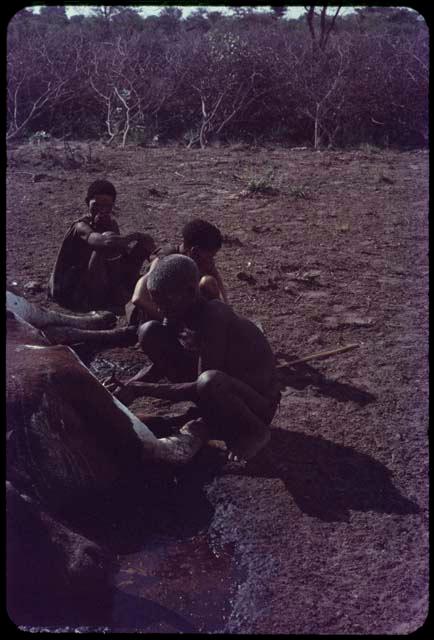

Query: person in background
[
  {"left": 125, "top": 218, "right": 228, "bottom": 326},
  {"left": 48, "top": 179, "right": 155, "bottom": 312}
]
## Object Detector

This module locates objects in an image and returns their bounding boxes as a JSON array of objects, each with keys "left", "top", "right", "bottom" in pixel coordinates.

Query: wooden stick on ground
[{"left": 278, "top": 343, "right": 360, "bottom": 367}]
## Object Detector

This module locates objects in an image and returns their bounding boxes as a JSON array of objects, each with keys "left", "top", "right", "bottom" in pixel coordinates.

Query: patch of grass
[
  {"left": 38, "top": 142, "right": 65, "bottom": 167},
  {"left": 35, "top": 140, "right": 101, "bottom": 170},
  {"left": 287, "top": 185, "right": 310, "bottom": 199},
  {"left": 246, "top": 168, "right": 276, "bottom": 194},
  {"left": 358, "top": 142, "right": 382, "bottom": 154}
]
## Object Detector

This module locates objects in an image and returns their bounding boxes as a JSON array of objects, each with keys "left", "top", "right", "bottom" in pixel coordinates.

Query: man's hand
[
  {"left": 102, "top": 374, "right": 136, "bottom": 405},
  {"left": 101, "top": 370, "right": 120, "bottom": 393},
  {"left": 125, "top": 232, "right": 156, "bottom": 256},
  {"left": 125, "top": 231, "right": 144, "bottom": 242}
]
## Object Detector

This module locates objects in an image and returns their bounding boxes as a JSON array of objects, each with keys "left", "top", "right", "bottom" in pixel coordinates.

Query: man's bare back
[{"left": 187, "top": 298, "right": 278, "bottom": 400}]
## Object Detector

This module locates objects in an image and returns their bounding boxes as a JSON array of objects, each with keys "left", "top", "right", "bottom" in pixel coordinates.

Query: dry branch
[{"left": 278, "top": 343, "right": 360, "bottom": 367}]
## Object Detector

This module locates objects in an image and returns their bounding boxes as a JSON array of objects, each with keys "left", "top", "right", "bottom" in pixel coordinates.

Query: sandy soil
[{"left": 6, "top": 141, "right": 429, "bottom": 633}]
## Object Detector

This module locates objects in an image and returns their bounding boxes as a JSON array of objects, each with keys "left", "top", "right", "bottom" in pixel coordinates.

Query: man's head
[
  {"left": 85, "top": 180, "right": 117, "bottom": 227},
  {"left": 147, "top": 255, "right": 200, "bottom": 321},
  {"left": 182, "top": 219, "right": 223, "bottom": 270}
]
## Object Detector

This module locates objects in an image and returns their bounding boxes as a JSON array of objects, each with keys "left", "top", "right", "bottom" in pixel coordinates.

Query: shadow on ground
[
  {"left": 241, "top": 428, "right": 419, "bottom": 522},
  {"left": 276, "top": 357, "right": 377, "bottom": 405}
]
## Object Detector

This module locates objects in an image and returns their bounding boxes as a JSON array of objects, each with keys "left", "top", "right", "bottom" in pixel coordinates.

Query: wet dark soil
[{"left": 7, "top": 142, "right": 429, "bottom": 633}]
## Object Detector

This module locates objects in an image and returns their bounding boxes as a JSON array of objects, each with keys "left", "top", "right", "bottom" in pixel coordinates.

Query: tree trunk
[{"left": 314, "top": 103, "right": 321, "bottom": 149}]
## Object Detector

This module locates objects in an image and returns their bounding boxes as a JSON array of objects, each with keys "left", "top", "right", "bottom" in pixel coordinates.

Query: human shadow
[
  {"left": 276, "top": 353, "right": 376, "bottom": 406},
  {"left": 239, "top": 428, "right": 419, "bottom": 523}
]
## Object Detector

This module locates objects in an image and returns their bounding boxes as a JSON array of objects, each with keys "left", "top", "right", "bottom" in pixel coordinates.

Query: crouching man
[{"left": 113, "top": 254, "right": 280, "bottom": 462}]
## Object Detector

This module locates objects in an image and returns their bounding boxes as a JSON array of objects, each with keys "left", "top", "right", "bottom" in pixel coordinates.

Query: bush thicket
[{"left": 7, "top": 6, "right": 428, "bottom": 148}]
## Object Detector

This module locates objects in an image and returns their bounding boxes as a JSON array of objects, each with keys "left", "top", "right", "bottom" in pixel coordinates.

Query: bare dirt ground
[{"left": 6, "top": 141, "right": 429, "bottom": 633}]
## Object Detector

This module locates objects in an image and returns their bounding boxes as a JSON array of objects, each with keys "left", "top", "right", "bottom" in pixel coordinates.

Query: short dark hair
[
  {"left": 182, "top": 219, "right": 222, "bottom": 251},
  {"left": 85, "top": 180, "right": 117, "bottom": 204}
]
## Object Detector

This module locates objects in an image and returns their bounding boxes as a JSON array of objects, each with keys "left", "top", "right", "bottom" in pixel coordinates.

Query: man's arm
[
  {"left": 115, "top": 380, "right": 198, "bottom": 404},
  {"left": 212, "top": 265, "right": 229, "bottom": 304},
  {"left": 196, "top": 255, "right": 229, "bottom": 304},
  {"left": 124, "top": 232, "right": 155, "bottom": 251},
  {"left": 75, "top": 222, "right": 128, "bottom": 252},
  {"left": 130, "top": 260, "right": 163, "bottom": 320},
  {"left": 76, "top": 223, "right": 154, "bottom": 255}
]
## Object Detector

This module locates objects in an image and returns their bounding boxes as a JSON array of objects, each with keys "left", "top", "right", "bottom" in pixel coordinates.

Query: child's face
[
  {"left": 188, "top": 247, "right": 218, "bottom": 272},
  {"left": 89, "top": 194, "right": 115, "bottom": 226}
]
